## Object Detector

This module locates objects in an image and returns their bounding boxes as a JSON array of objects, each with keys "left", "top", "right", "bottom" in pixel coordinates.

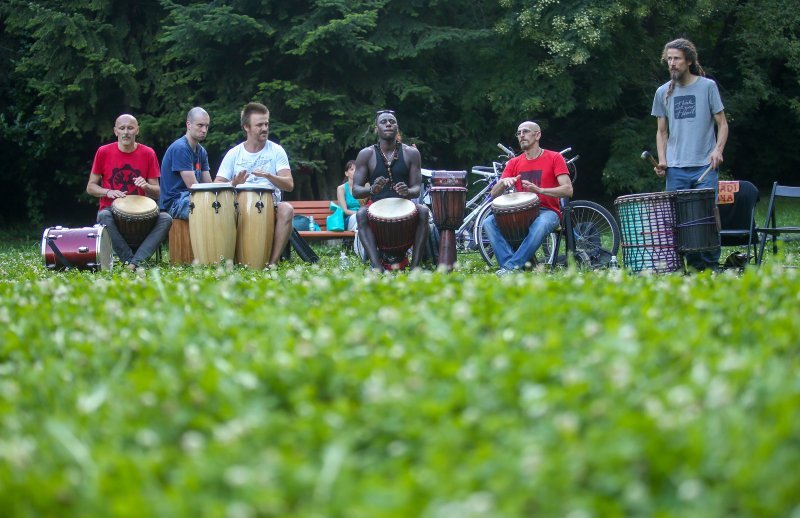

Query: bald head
[
  {"left": 114, "top": 114, "right": 139, "bottom": 151},
  {"left": 516, "top": 121, "right": 541, "bottom": 153},
  {"left": 187, "top": 107, "right": 208, "bottom": 123},
  {"left": 185, "top": 107, "right": 210, "bottom": 144}
]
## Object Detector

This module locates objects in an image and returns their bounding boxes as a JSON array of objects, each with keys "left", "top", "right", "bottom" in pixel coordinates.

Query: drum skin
[
  {"left": 367, "top": 198, "right": 418, "bottom": 258},
  {"left": 492, "top": 192, "right": 540, "bottom": 245},
  {"left": 189, "top": 183, "right": 236, "bottom": 264},
  {"left": 614, "top": 191, "right": 680, "bottom": 273},
  {"left": 430, "top": 186, "right": 467, "bottom": 230},
  {"left": 234, "top": 186, "right": 275, "bottom": 268},
  {"left": 111, "top": 195, "right": 159, "bottom": 247},
  {"left": 675, "top": 188, "right": 720, "bottom": 252},
  {"left": 41, "top": 225, "right": 113, "bottom": 271}
]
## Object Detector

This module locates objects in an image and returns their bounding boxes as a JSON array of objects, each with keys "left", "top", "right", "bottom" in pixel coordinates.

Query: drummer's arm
[
  {"left": 404, "top": 146, "right": 422, "bottom": 199},
  {"left": 352, "top": 148, "right": 372, "bottom": 199},
  {"left": 524, "top": 174, "right": 573, "bottom": 199},
  {"left": 254, "top": 168, "right": 293, "bottom": 191},
  {"left": 86, "top": 173, "right": 125, "bottom": 200},
  {"left": 200, "top": 170, "right": 212, "bottom": 183},
  {"left": 133, "top": 176, "right": 160, "bottom": 199}
]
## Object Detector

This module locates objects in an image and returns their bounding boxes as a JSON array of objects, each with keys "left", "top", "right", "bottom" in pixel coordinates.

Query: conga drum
[
  {"left": 234, "top": 185, "right": 275, "bottom": 269},
  {"left": 492, "top": 192, "right": 540, "bottom": 246},
  {"left": 614, "top": 192, "right": 680, "bottom": 273},
  {"left": 189, "top": 183, "right": 236, "bottom": 264},
  {"left": 111, "top": 195, "right": 159, "bottom": 248},
  {"left": 430, "top": 178, "right": 467, "bottom": 270},
  {"left": 41, "top": 225, "right": 113, "bottom": 271},
  {"left": 675, "top": 189, "right": 720, "bottom": 253},
  {"left": 367, "top": 198, "right": 419, "bottom": 270}
]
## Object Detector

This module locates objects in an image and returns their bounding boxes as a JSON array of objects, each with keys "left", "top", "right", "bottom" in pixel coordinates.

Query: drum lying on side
[
  {"left": 675, "top": 188, "right": 720, "bottom": 252},
  {"left": 189, "top": 183, "right": 236, "bottom": 264},
  {"left": 492, "top": 192, "right": 540, "bottom": 245},
  {"left": 234, "top": 185, "right": 275, "bottom": 269},
  {"left": 111, "top": 195, "right": 159, "bottom": 247},
  {"left": 41, "top": 225, "right": 113, "bottom": 271},
  {"left": 614, "top": 191, "right": 680, "bottom": 273},
  {"left": 367, "top": 198, "right": 419, "bottom": 261}
]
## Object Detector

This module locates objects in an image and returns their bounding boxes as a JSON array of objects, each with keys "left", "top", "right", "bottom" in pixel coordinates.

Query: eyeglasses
[{"left": 515, "top": 128, "right": 540, "bottom": 137}]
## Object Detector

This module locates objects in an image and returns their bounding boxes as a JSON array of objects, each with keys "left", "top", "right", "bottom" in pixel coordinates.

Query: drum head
[
  {"left": 112, "top": 195, "right": 157, "bottom": 215},
  {"left": 492, "top": 191, "right": 539, "bottom": 209},
  {"left": 191, "top": 182, "right": 234, "bottom": 191},
  {"left": 235, "top": 184, "right": 275, "bottom": 193},
  {"left": 97, "top": 225, "right": 113, "bottom": 271},
  {"left": 368, "top": 198, "right": 417, "bottom": 219}
]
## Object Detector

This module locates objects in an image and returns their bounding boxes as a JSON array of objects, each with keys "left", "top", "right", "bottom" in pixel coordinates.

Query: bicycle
[{"left": 470, "top": 146, "right": 621, "bottom": 269}]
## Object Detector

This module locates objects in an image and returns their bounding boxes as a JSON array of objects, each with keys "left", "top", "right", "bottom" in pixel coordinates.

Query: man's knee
[
  {"left": 97, "top": 209, "right": 114, "bottom": 225},
  {"left": 275, "top": 202, "right": 294, "bottom": 223}
]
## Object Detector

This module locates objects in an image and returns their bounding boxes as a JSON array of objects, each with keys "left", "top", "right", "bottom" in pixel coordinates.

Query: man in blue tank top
[
  {"left": 352, "top": 110, "right": 430, "bottom": 271},
  {"left": 651, "top": 38, "right": 729, "bottom": 271}
]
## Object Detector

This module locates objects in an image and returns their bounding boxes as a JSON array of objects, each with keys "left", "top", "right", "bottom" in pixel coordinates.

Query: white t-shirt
[{"left": 216, "top": 141, "right": 291, "bottom": 201}]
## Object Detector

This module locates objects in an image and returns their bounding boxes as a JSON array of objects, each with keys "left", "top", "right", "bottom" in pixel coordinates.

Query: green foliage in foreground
[{"left": 1, "top": 244, "right": 800, "bottom": 516}]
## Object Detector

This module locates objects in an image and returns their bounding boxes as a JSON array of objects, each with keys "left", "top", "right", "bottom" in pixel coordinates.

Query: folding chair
[
  {"left": 756, "top": 182, "right": 800, "bottom": 265},
  {"left": 716, "top": 180, "right": 759, "bottom": 266}
]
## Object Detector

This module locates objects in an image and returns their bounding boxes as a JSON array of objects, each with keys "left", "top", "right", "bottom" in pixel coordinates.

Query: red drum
[
  {"left": 111, "top": 195, "right": 159, "bottom": 247},
  {"left": 431, "top": 170, "right": 467, "bottom": 188},
  {"left": 367, "top": 198, "right": 419, "bottom": 269},
  {"left": 430, "top": 187, "right": 467, "bottom": 230},
  {"left": 492, "top": 192, "right": 540, "bottom": 245},
  {"left": 675, "top": 189, "right": 720, "bottom": 252},
  {"left": 41, "top": 225, "right": 113, "bottom": 271}
]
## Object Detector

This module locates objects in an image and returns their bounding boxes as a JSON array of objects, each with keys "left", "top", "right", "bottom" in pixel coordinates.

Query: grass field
[{"left": 1, "top": 197, "right": 800, "bottom": 516}]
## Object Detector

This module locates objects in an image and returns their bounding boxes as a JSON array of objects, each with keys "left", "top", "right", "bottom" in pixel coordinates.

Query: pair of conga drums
[
  {"left": 492, "top": 191, "right": 541, "bottom": 246},
  {"left": 429, "top": 170, "right": 468, "bottom": 269},
  {"left": 188, "top": 183, "right": 275, "bottom": 268},
  {"left": 41, "top": 225, "right": 113, "bottom": 271},
  {"left": 614, "top": 189, "right": 719, "bottom": 273},
  {"left": 367, "top": 198, "right": 419, "bottom": 270}
]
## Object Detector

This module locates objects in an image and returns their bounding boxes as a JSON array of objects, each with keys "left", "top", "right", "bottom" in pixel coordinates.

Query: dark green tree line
[{"left": 1, "top": 0, "right": 798, "bottom": 225}]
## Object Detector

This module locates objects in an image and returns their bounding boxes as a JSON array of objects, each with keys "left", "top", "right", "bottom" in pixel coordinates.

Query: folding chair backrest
[{"left": 718, "top": 180, "right": 759, "bottom": 246}]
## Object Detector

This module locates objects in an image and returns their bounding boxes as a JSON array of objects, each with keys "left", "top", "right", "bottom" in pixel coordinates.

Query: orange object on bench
[{"left": 287, "top": 200, "right": 357, "bottom": 241}]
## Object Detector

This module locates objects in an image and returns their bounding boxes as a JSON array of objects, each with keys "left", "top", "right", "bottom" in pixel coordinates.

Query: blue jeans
[
  {"left": 666, "top": 165, "right": 720, "bottom": 269},
  {"left": 166, "top": 191, "right": 191, "bottom": 221},
  {"left": 484, "top": 208, "right": 561, "bottom": 269},
  {"left": 97, "top": 209, "right": 172, "bottom": 266}
]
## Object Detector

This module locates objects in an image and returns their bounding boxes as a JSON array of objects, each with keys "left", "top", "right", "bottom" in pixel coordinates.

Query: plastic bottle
[
  {"left": 609, "top": 255, "right": 619, "bottom": 269},
  {"left": 339, "top": 250, "right": 350, "bottom": 270},
  {"left": 308, "top": 215, "right": 315, "bottom": 231}
]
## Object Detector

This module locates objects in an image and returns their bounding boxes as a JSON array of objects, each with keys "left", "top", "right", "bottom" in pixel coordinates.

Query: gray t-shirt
[{"left": 651, "top": 76, "right": 724, "bottom": 168}]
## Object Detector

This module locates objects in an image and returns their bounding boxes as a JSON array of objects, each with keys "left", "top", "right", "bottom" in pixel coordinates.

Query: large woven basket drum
[
  {"left": 189, "top": 183, "right": 236, "bottom": 264},
  {"left": 614, "top": 191, "right": 680, "bottom": 273},
  {"left": 234, "top": 185, "right": 275, "bottom": 269},
  {"left": 492, "top": 192, "right": 540, "bottom": 246}
]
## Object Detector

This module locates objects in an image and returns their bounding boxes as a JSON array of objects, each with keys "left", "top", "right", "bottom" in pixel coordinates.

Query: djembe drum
[
  {"left": 614, "top": 192, "right": 680, "bottom": 273},
  {"left": 430, "top": 170, "right": 467, "bottom": 270},
  {"left": 367, "top": 198, "right": 419, "bottom": 270},
  {"left": 189, "top": 183, "right": 236, "bottom": 264},
  {"left": 111, "top": 195, "right": 159, "bottom": 248},
  {"left": 492, "top": 192, "right": 540, "bottom": 246},
  {"left": 41, "top": 225, "right": 113, "bottom": 271},
  {"left": 675, "top": 188, "right": 720, "bottom": 253},
  {"left": 234, "top": 185, "right": 275, "bottom": 269}
]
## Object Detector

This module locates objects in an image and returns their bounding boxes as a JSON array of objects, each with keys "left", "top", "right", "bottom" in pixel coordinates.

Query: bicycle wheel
[
  {"left": 473, "top": 203, "right": 495, "bottom": 265},
  {"left": 567, "top": 200, "right": 620, "bottom": 268}
]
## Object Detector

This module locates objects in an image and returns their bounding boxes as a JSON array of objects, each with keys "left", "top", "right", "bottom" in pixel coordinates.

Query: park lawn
[{"left": 1, "top": 233, "right": 799, "bottom": 517}]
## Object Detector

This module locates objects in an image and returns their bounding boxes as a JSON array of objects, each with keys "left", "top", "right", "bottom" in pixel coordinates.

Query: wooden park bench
[{"left": 287, "top": 200, "right": 356, "bottom": 242}]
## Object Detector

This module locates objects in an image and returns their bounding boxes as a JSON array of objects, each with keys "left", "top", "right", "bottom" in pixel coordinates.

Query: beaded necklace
[{"left": 374, "top": 143, "right": 399, "bottom": 189}]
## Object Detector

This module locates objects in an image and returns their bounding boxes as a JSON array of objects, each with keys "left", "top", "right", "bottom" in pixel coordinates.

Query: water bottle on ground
[
  {"left": 609, "top": 255, "right": 619, "bottom": 269},
  {"left": 339, "top": 250, "right": 350, "bottom": 270}
]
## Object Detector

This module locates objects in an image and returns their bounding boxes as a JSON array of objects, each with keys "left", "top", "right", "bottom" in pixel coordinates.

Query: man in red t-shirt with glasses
[
  {"left": 86, "top": 114, "right": 172, "bottom": 270},
  {"left": 484, "top": 121, "right": 574, "bottom": 275}
]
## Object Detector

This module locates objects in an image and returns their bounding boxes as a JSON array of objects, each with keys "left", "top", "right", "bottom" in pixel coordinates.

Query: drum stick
[
  {"left": 696, "top": 163, "right": 715, "bottom": 184},
  {"left": 640, "top": 150, "right": 659, "bottom": 167}
]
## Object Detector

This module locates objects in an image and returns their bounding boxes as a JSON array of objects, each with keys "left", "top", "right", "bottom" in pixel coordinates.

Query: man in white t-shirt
[{"left": 215, "top": 102, "right": 295, "bottom": 267}]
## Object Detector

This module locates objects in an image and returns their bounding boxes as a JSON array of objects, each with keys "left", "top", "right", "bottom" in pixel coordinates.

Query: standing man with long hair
[{"left": 652, "top": 38, "right": 729, "bottom": 271}]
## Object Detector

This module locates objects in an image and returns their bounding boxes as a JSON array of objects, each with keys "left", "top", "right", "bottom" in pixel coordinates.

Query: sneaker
[{"left": 496, "top": 267, "right": 515, "bottom": 277}]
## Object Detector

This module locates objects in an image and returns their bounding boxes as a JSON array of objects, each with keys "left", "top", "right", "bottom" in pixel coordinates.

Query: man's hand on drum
[
  {"left": 231, "top": 170, "right": 249, "bottom": 186},
  {"left": 106, "top": 189, "right": 126, "bottom": 199},
  {"left": 370, "top": 176, "right": 389, "bottom": 195},
  {"left": 393, "top": 181, "right": 410, "bottom": 198},
  {"left": 521, "top": 180, "right": 542, "bottom": 194},
  {"left": 133, "top": 176, "right": 148, "bottom": 189},
  {"left": 499, "top": 176, "right": 518, "bottom": 190}
]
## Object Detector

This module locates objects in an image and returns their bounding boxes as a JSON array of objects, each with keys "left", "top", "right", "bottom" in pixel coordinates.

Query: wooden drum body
[
  {"left": 430, "top": 187, "right": 467, "bottom": 231},
  {"left": 234, "top": 185, "right": 275, "bottom": 269},
  {"left": 41, "top": 225, "right": 113, "bottom": 271},
  {"left": 614, "top": 192, "right": 680, "bottom": 273},
  {"left": 367, "top": 198, "right": 419, "bottom": 268},
  {"left": 492, "top": 192, "right": 540, "bottom": 246},
  {"left": 675, "top": 188, "right": 720, "bottom": 253},
  {"left": 189, "top": 183, "right": 236, "bottom": 264},
  {"left": 111, "top": 195, "right": 159, "bottom": 248}
]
